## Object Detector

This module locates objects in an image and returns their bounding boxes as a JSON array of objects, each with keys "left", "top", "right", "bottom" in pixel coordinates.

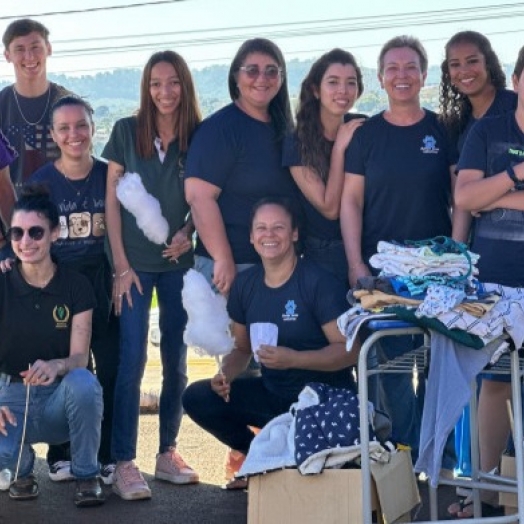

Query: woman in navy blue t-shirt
[
  {"left": 282, "top": 49, "right": 365, "bottom": 285},
  {"left": 185, "top": 38, "right": 297, "bottom": 296},
  {"left": 182, "top": 197, "right": 357, "bottom": 489},
  {"left": 451, "top": 48, "right": 524, "bottom": 518}
]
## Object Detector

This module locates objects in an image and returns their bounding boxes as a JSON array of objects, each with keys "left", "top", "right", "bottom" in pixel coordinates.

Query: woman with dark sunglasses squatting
[
  {"left": 0, "top": 185, "right": 105, "bottom": 507},
  {"left": 0, "top": 95, "right": 120, "bottom": 488}
]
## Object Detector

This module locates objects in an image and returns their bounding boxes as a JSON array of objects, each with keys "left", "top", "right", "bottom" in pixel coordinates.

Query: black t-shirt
[
  {"left": 0, "top": 263, "right": 96, "bottom": 375},
  {"left": 457, "top": 111, "right": 524, "bottom": 287},
  {"left": 344, "top": 110, "right": 456, "bottom": 262},
  {"left": 185, "top": 103, "right": 298, "bottom": 264},
  {"left": 227, "top": 257, "right": 353, "bottom": 400}
]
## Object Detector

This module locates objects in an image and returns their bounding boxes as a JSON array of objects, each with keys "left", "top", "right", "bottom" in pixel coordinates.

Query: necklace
[
  {"left": 58, "top": 159, "right": 93, "bottom": 197},
  {"left": 12, "top": 85, "right": 52, "bottom": 126}
]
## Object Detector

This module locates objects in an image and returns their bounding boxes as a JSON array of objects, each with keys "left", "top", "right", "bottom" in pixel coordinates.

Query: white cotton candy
[
  {"left": 182, "top": 269, "right": 235, "bottom": 357},
  {"left": 116, "top": 172, "right": 169, "bottom": 245}
]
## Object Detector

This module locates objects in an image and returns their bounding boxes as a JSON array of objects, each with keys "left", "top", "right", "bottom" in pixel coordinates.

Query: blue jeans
[
  {"left": 111, "top": 269, "right": 188, "bottom": 461},
  {"left": 194, "top": 255, "right": 254, "bottom": 292},
  {"left": 0, "top": 369, "right": 102, "bottom": 479}
]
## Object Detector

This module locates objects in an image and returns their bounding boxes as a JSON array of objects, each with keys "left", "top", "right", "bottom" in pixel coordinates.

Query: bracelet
[{"left": 113, "top": 268, "right": 130, "bottom": 278}]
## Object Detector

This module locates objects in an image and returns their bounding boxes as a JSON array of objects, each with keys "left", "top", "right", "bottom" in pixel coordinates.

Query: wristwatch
[{"left": 506, "top": 164, "right": 524, "bottom": 190}]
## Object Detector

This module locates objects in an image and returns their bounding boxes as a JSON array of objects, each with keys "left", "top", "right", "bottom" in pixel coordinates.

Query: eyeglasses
[
  {"left": 239, "top": 64, "right": 282, "bottom": 80},
  {"left": 7, "top": 226, "right": 45, "bottom": 241}
]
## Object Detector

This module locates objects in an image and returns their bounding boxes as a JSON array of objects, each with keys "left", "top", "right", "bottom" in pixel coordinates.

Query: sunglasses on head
[
  {"left": 239, "top": 64, "right": 282, "bottom": 80},
  {"left": 7, "top": 226, "right": 46, "bottom": 241}
]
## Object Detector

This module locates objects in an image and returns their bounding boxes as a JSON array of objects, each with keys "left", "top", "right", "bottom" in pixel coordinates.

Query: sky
[{"left": 0, "top": 0, "right": 523, "bottom": 79}]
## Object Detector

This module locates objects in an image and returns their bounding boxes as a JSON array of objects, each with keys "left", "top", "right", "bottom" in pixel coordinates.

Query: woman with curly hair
[
  {"left": 439, "top": 30, "right": 516, "bottom": 155},
  {"left": 282, "top": 49, "right": 365, "bottom": 284},
  {"left": 445, "top": 40, "right": 521, "bottom": 519}
]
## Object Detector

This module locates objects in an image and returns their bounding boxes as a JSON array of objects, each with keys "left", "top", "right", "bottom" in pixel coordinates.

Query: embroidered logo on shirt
[
  {"left": 53, "top": 305, "right": 71, "bottom": 329},
  {"left": 282, "top": 300, "right": 298, "bottom": 321},
  {"left": 420, "top": 135, "right": 439, "bottom": 154}
]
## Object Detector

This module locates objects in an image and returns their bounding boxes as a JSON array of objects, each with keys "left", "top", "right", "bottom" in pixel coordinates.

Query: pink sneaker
[
  {"left": 155, "top": 449, "right": 199, "bottom": 485},
  {"left": 113, "top": 461, "right": 151, "bottom": 501}
]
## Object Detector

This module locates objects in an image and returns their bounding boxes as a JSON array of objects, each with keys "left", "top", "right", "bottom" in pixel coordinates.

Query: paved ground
[{"left": 0, "top": 346, "right": 459, "bottom": 523}]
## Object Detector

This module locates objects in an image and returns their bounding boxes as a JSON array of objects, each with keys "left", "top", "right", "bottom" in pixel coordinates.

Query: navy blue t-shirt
[
  {"left": 344, "top": 110, "right": 457, "bottom": 262},
  {"left": 457, "top": 111, "right": 524, "bottom": 287},
  {"left": 30, "top": 158, "right": 107, "bottom": 263},
  {"left": 185, "top": 103, "right": 298, "bottom": 264},
  {"left": 282, "top": 113, "right": 366, "bottom": 241},
  {"left": 457, "top": 89, "right": 517, "bottom": 155},
  {"left": 283, "top": 133, "right": 340, "bottom": 241},
  {"left": 227, "top": 257, "right": 353, "bottom": 400}
]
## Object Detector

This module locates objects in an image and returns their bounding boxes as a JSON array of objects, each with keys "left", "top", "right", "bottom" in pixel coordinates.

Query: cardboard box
[
  {"left": 499, "top": 454, "right": 517, "bottom": 515},
  {"left": 248, "top": 450, "right": 419, "bottom": 524}
]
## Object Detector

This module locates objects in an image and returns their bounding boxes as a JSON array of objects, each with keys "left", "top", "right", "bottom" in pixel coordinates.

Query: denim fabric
[
  {"left": 111, "top": 269, "right": 188, "bottom": 461},
  {"left": 182, "top": 377, "right": 292, "bottom": 454},
  {"left": 371, "top": 335, "right": 423, "bottom": 466},
  {"left": 194, "top": 255, "right": 254, "bottom": 292},
  {"left": 303, "top": 236, "right": 349, "bottom": 287},
  {"left": 0, "top": 369, "right": 102, "bottom": 479}
]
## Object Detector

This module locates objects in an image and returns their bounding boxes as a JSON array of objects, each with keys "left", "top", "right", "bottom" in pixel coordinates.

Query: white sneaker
[
  {"left": 100, "top": 463, "right": 116, "bottom": 485},
  {"left": 48, "top": 460, "right": 74, "bottom": 481},
  {"left": 0, "top": 469, "right": 12, "bottom": 491}
]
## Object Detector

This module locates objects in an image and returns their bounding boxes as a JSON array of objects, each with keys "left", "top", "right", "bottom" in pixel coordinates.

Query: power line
[
  {"left": 48, "top": 8, "right": 524, "bottom": 59},
  {"left": 0, "top": 0, "right": 187, "bottom": 21},
  {"left": 1, "top": 26, "right": 519, "bottom": 79},
  {"left": 49, "top": 2, "right": 524, "bottom": 46}
]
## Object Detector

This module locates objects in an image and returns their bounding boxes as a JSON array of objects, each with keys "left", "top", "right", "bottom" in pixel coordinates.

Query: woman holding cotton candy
[
  {"left": 182, "top": 197, "right": 358, "bottom": 488},
  {"left": 103, "top": 50, "right": 201, "bottom": 501}
]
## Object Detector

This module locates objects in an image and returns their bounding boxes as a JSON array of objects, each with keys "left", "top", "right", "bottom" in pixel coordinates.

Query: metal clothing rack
[{"left": 357, "top": 320, "right": 524, "bottom": 523}]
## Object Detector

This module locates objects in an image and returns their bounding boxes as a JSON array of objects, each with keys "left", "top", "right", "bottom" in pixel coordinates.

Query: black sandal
[{"left": 447, "top": 498, "right": 504, "bottom": 519}]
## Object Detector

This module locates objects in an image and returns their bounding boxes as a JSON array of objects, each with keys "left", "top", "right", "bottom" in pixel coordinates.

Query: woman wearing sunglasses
[
  {"left": 283, "top": 48, "right": 366, "bottom": 286},
  {"left": 0, "top": 186, "right": 104, "bottom": 507},
  {"left": 103, "top": 50, "right": 201, "bottom": 501},
  {"left": 1, "top": 95, "right": 119, "bottom": 486},
  {"left": 185, "top": 38, "right": 298, "bottom": 297}
]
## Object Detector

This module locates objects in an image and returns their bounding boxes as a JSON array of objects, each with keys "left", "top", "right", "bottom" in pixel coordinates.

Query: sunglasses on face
[
  {"left": 239, "top": 64, "right": 282, "bottom": 80},
  {"left": 7, "top": 226, "right": 46, "bottom": 241}
]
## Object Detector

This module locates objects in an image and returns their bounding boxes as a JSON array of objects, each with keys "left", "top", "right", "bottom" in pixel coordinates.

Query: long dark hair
[
  {"left": 296, "top": 48, "right": 363, "bottom": 182},
  {"left": 439, "top": 31, "right": 506, "bottom": 137},
  {"left": 228, "top": 38, "right": 292, "bottom": 140},
  {"left": 137, "top": 50, "right": 201, "bottom": 158}
]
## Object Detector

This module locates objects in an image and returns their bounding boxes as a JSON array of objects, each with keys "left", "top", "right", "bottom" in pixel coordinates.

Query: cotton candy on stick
[
  {"left": 182, "top": 270, "right": 235, "bottom": 398},
  {"left": 116, "top": 172, "right": 170, "bottom": 245}
]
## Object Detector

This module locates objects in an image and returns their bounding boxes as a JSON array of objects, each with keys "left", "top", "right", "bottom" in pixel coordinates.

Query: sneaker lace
[
  {"left": 120, "top": 463, "right": 143, "bottom": 485},
  {"left": 102, "top": 464, "right": 116, "bottom": 475},
  {"left": 169, "top": 451, "right": 190, "bottom": 470},
  {"left": 52, "top": 460, "right": 71, "bottom": 470}
]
